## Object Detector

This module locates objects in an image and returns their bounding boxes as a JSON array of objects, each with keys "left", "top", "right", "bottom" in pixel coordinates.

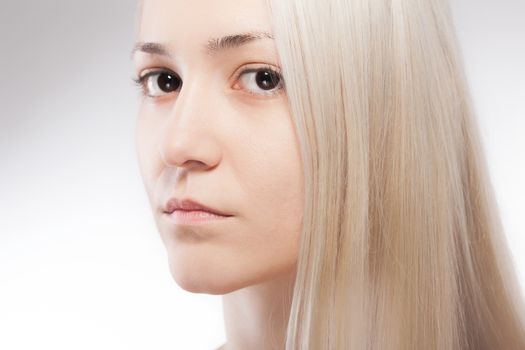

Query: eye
[
  {"left": 132, "top": 65, "right": 285, "bottom": 99},
  {"left": 133, "top": 70, "right": 181, "bottom": 98},
  {"left": 234, "top": 66, "right": 284, "bottom": 97}
]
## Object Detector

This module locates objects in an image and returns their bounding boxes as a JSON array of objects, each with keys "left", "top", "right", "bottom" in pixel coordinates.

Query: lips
[{"left": 163, "top": 197, "right": 232, "bottom": 217}]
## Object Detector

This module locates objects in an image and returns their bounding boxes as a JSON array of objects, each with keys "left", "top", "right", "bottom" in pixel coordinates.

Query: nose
[{"left": 157, "top": 82, "right": 222, "bottom": 171}]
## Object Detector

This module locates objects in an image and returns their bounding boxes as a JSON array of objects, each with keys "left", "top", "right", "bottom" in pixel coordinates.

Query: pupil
[
  {"left": 256, "top": 70, "right": 280, "bottom": 90},
  {"left": 157, "top": 73, "right": 180, "bottom": 92}
]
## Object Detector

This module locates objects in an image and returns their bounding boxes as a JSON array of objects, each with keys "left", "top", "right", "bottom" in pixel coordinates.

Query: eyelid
[
  {"left": 232, "top": 63, "right": 282, "bottom": 80},
  {"left": 134, "top": 68, "right": 177, "bottom": 86}
]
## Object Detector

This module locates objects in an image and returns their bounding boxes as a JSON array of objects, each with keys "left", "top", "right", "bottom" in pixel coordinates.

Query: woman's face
[{"left": 133, "top": 0, "right": 304, "bottom": 294}]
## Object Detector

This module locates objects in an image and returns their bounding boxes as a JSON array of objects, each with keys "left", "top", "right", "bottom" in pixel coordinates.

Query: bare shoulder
[{"left": 214, "top": 343, "right": 226, "bottom": 350}]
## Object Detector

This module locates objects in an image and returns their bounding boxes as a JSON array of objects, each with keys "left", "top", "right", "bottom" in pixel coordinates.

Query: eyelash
[{"left": 132, "top": 64, "right": 284, "bottom": 99}]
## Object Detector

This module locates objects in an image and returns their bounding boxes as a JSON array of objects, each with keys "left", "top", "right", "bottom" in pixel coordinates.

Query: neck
[{"left": 221, "top": 266, "right": 296, "bottom": 350}]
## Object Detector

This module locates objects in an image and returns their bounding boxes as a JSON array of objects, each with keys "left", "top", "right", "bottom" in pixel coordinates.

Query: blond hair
[{"left": 265, "top": 0, "right": 525, "bottom": 348}]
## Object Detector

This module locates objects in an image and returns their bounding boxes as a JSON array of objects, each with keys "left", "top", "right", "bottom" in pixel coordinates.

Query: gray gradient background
[{"left": 0, "top": 1, "right": 523, "bottom": 349}]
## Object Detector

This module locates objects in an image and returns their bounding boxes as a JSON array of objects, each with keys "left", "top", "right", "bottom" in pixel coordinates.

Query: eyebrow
[{"left": 130, "top": 31, "right": 274, "bottom": 59}]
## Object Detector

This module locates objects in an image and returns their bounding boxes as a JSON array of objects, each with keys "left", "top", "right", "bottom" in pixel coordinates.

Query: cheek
[
  {"left": 238, "top": 116, "right": 304, "bottom": 247},
  {"left": 262, "top": 115, "right": 302, "bottom": 207},
  {"left": 135, "top": 110, "right": 165, "bottom": 206},
  {"left": 135, "top": 123, "right": 151, "bottom": 188}
]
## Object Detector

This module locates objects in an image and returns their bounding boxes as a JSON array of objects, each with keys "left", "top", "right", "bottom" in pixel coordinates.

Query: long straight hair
[{"left": 265, "top": 0, "right": 525, "bottom": 348}]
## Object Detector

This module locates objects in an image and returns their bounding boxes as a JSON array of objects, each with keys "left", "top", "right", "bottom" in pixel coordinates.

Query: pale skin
[{"left": 132, "top": 0, "right": 304, "bottom": 349}]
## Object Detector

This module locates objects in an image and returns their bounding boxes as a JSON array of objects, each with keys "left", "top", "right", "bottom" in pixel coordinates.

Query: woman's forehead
[{"left": 138, "top": 0, "right": 273, "bottom": 44}]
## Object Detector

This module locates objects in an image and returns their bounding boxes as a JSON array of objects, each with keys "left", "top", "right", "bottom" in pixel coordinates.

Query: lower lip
[{"left": 164, "top": 210, "right": 232, "bottom": 225}]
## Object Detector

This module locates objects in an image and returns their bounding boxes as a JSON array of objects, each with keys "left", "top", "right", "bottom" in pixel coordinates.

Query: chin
[
  {"left": 170, "top": 269, "right": 249, "bottom": 295},
  {"left": 167, "top": 261, "right": 286, "bottom": 295}
]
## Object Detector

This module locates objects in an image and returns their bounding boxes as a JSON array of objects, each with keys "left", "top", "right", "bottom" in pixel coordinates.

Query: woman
[{"left": 131, "top": 0, "right": 525, "bottom": 349}]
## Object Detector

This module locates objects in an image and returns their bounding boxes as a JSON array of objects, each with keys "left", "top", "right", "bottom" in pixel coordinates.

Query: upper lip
[{"left": 163, "top": 197, "right": 233, "bottom": 217}]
